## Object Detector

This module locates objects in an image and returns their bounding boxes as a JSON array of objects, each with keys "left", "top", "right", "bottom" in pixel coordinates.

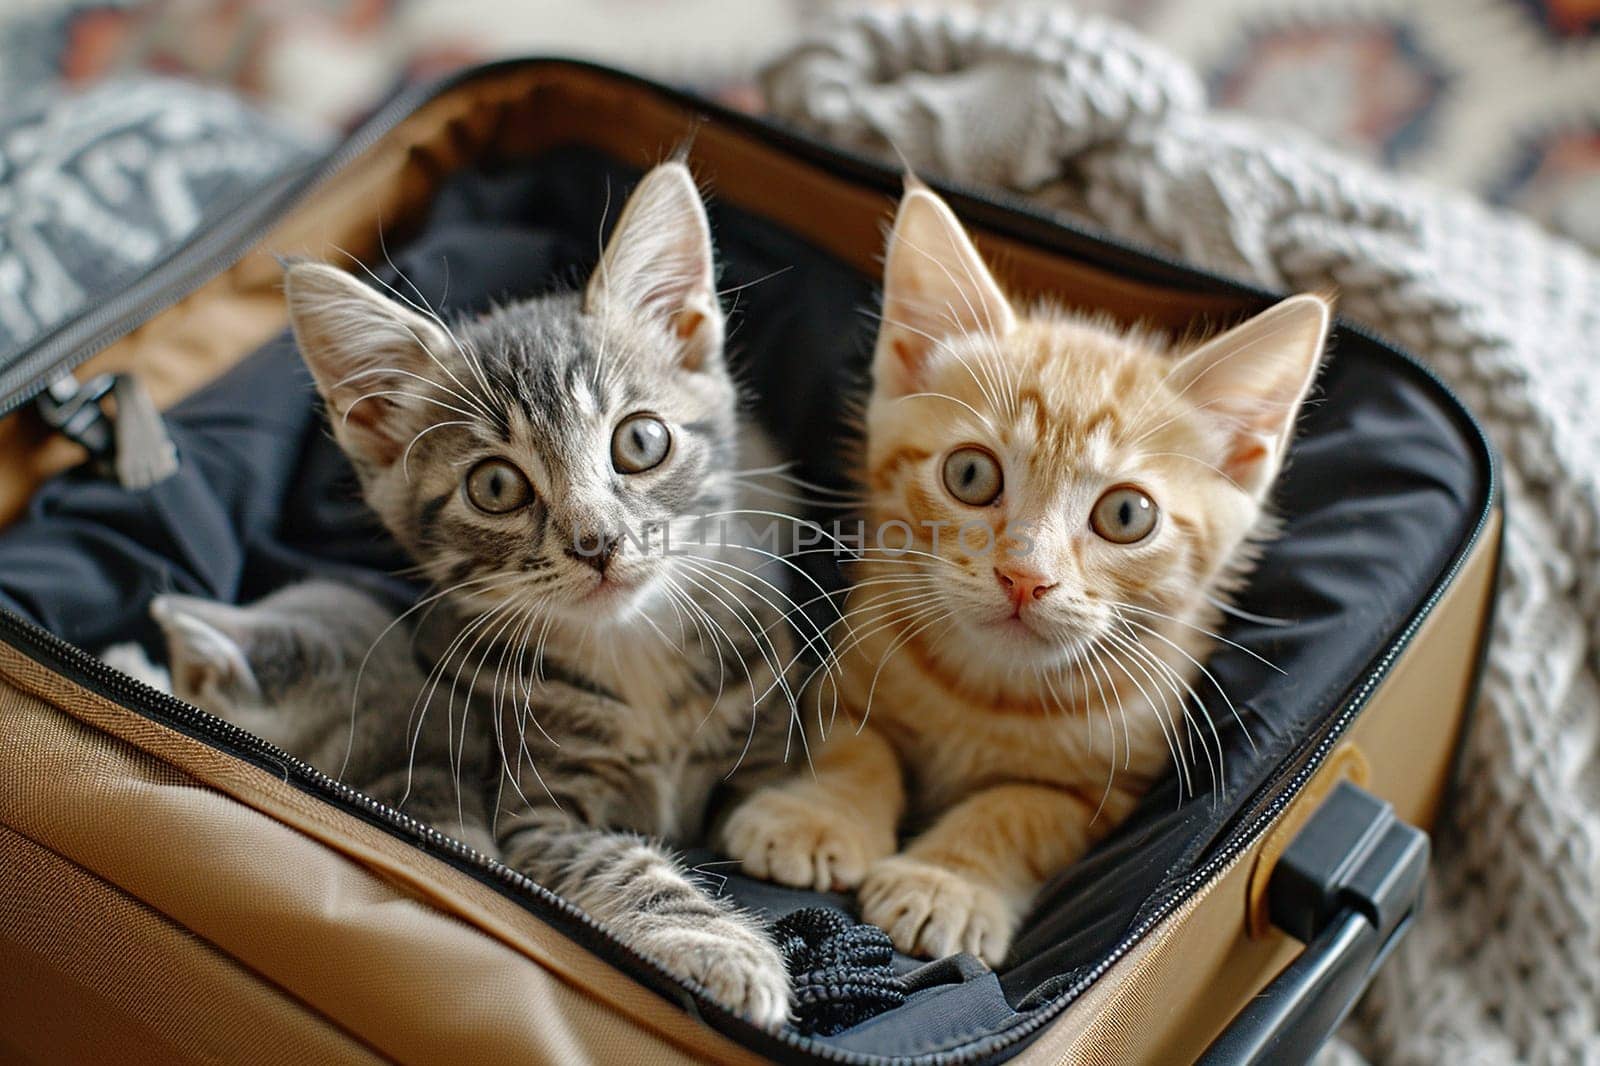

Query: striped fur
[
  {"left": 130, "top": 580, "right": 497, "bottom": 853},
  {"left": 127, "top": 163, "right": 801, "bottom": 1028}
]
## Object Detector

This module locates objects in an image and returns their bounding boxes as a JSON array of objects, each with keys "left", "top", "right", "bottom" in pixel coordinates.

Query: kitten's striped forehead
[
  {"left": 455, "top": 291, "right": 717, "bottom": 453},
  {"left": 448, "top": 290, "right": 734, "bottom": 497},
  {"left": 468, "top": 294, "right": 629, "bottom": 428},
  {"left": 925, "top": 320, "right": 1177, "bottom": 476},
  {"left": 864, "top": 313, "right": 1218, "bottom": 537},
  {"left": 1012, "top": 385, "right": 1124, "bottom": 474}
]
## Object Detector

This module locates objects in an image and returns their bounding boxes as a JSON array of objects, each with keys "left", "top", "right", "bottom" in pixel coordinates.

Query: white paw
[
  {"left": 721, "top": 789, "right": 893, "bottom": 892},
  {"left": 100, "top": 642, "right": 172, "bottom": 692},
  {"left": 859, "top": 856, "right": 1017, "bottom": 965},
  {"left": 640, "top": 918, "right": 791, "bottom": 1030}
]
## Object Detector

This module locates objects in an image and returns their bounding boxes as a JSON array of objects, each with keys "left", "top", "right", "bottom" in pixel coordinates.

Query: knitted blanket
[{"left": 764, "top": 8, "right": 1600, "bottom": 1064}]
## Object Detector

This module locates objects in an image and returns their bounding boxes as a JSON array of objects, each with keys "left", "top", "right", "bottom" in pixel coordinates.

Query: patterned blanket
[
  {"left": 0, "top": 78, "right": 312, "bottom": 362},
  {"left": 765, "top": 7, "right": 1600, "bottom": 1064}
]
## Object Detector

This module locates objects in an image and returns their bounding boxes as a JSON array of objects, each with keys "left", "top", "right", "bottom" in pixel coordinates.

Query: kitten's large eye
[
  {"left": 1091, "top": 485, "right": 1159, "bottom": 544},
  {"left": 612, "top": 413, "right": 671, "bottom": 473},
  {"left": 465, "top": 459, "right": 533, "bottom": 514},
  {"left": 942, "top": 446, "right": 1003, "bottom": 506}
]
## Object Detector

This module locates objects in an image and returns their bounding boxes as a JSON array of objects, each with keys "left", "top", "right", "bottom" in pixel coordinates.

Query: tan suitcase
[{"left": 0, "top": 60, "right": 1499, "bottom": 1065}]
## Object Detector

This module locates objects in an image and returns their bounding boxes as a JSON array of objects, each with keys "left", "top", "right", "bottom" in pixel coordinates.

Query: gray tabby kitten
[{"left": 113, "top": 162, "right": 801, "bottom": 1027}]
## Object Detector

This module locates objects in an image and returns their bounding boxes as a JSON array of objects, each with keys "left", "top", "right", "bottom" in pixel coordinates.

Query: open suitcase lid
[{"left": 0, "top": 60, "right": 1500, "bottom": 1064}]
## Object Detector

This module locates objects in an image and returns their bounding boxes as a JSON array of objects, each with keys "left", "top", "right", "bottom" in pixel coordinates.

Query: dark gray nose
[{"left": 566, "top": 530, "right": 620, "bottom": 575}]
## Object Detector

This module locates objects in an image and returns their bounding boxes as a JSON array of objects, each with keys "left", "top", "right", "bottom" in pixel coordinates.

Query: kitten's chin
[
  {"left": 942, "top": 612, "right": 1084, "bottom": 673},
  {"left": 559, "top": 571, "right": 665, "bottom": 626},
  {"left": 1001, "top": 625, "right": 1080, "bottom": 665}
]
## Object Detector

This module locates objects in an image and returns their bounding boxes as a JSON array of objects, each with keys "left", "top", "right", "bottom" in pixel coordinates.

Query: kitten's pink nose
[{"left": 994, "top": 566, "right": 1057, "bottom": 607}]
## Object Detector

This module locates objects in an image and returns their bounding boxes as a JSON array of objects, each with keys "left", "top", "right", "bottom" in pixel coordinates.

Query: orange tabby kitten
[{"left": 720, "top": 183, "right": 1331, "bottom": 965}]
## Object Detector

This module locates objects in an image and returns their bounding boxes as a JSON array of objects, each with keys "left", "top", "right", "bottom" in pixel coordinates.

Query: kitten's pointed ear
[
  {"left": 284, "top": 261, "right": 452, "bottom": 469},
  {"left": 873, "top": 185, "right": 1016, "bottom": 398},
  {"left": 585, "top": 162, "right": 722, "bottom": 371},
  {"left": 1168, "top": 294, "right": 1331, "bottom": 498},
  {"left": 149, "top": 596, "right": 262, "bottom": 706}
]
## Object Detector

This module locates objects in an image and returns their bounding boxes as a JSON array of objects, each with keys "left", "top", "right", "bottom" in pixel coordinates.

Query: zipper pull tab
[
  {"left": 34, "top": 371, "right": 178, "bottom": 489},
  {"left": 110, "top": 373, "right": 178, "bottom": 489},
  {"left": 37, "top": 372, "right": 116, "bottom": 458}
]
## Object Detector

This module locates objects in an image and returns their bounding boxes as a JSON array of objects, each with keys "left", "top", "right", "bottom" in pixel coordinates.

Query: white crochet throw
[{"left": 765, "top": 8, "right": 1600, "bottom": 1063}]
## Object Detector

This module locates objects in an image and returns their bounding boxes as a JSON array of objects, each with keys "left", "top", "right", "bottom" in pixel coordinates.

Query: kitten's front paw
[
  {"left": 100, "top": 642, "right": 172, "bottom": 692},
  {"left": 639, "top": 918, "right": 791, "bottom": 1031},
  {"left": 859, "top": 856, "right": 1016, "bottom": 966},
  {"left": 721, "top": 789, "right": 893, "bottom": 892}
]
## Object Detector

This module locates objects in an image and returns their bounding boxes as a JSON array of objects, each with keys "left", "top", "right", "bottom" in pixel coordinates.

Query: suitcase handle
[{"left": 1199, "top": 781, "right": 1429, "bottom": 1065}]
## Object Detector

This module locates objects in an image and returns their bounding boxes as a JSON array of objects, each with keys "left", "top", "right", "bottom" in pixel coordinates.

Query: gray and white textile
[{"left": 0, "top": 78, "right": 313, "bottom": 363}]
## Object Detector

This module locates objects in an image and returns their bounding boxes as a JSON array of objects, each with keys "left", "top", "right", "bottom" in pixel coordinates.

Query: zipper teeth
[
  {"left": 3, "top": 611, "right": 555, "bottom": 895},
  {"left": 0, "top": 57, "right": 1502, "bottom": 1066}
]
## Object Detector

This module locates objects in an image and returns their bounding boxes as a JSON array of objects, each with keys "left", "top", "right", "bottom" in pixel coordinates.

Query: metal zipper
[{"left": 0, "top": 57, "right": 1500, "bottom": 1065}]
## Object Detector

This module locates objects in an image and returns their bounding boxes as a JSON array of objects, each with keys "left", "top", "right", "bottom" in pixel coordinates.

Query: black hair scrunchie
[{"left": 771, "top": 908, "right": 907, "bottom": 1036}]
